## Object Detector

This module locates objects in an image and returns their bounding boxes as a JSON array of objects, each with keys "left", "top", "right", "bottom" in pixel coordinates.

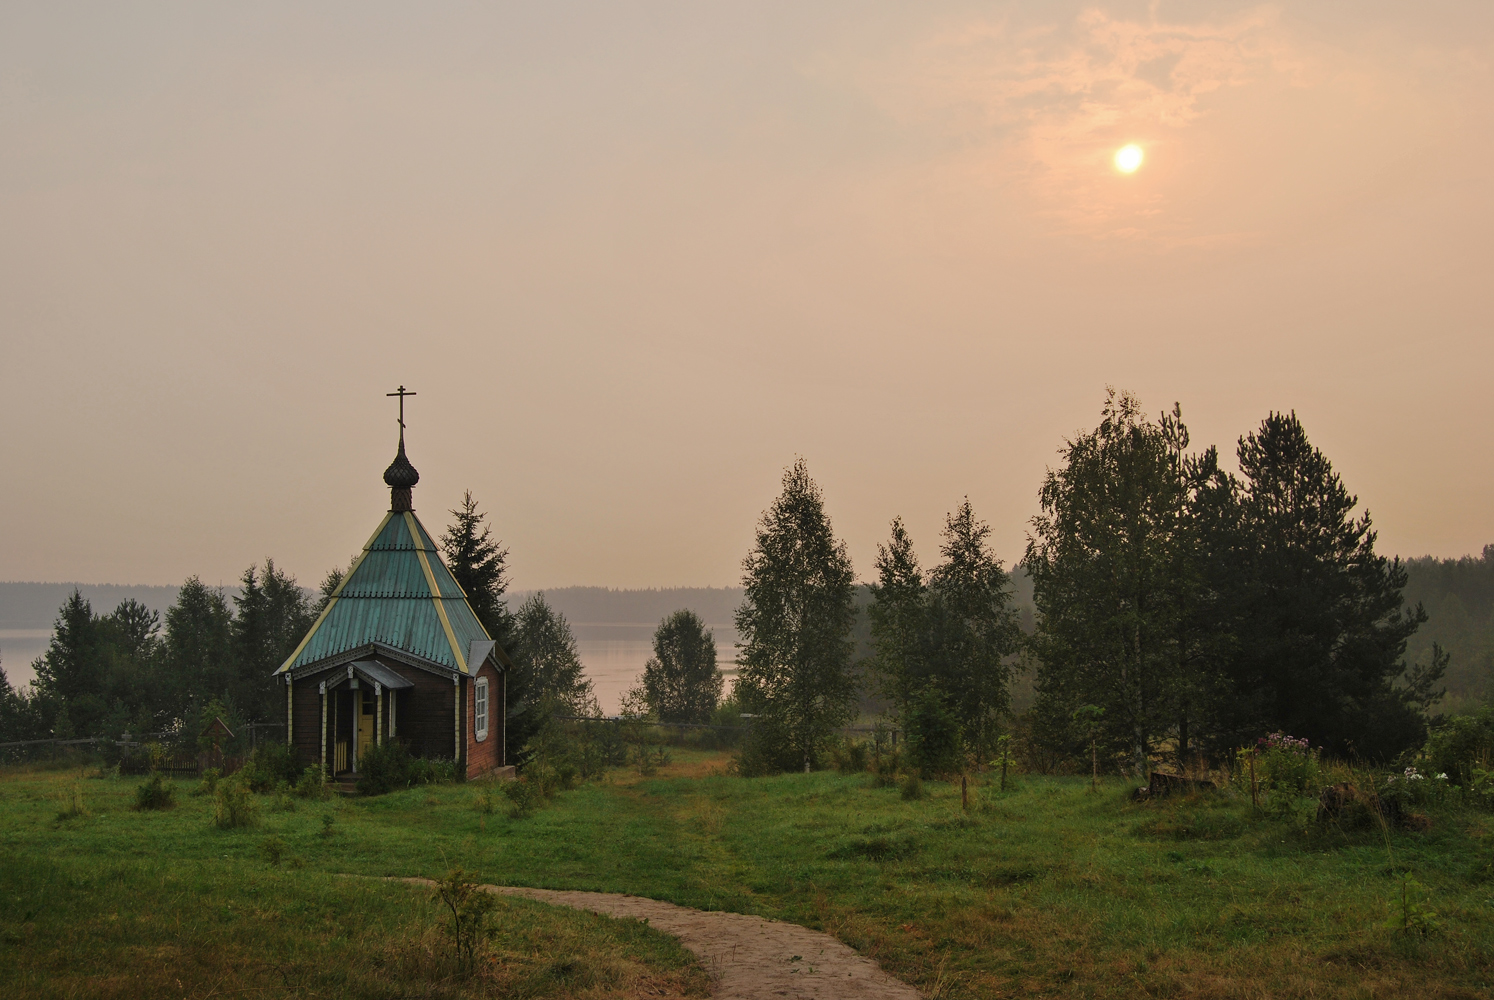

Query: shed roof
[{"left": 277, "top": 510, "right": 495, "bottom": 676}]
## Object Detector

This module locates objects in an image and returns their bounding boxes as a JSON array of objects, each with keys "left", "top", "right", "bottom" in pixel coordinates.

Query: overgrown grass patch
[{"left": 4, "top": 753, "right": 1494, "bottom": 998}]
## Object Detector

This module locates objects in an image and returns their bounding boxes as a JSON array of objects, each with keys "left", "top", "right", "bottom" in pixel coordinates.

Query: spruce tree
[
  {"left": 925, "top": 500, "right": 1021, "bottom": 761},
  {"left": 233, "top": 560, "right": 315, "bottom": 720},
  {"left": 161, "top": 578, "right": 235, "bottom": 724},
  {"left": 641, "top": 610, "right": 723, "bottom": 724},
  {"left": 869, "top": 517, "right": 928, "bottom": 718},
  {"left": 734, "top": 458, "right": 857, "bottom": 772},
  {"left": 440, "top": 491, "right": 513, "bottom": 645}
]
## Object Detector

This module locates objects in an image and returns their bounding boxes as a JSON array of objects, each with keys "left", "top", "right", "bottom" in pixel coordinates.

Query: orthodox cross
[{"left": 387, "top": 385, "right": 416, "bottom": 433}]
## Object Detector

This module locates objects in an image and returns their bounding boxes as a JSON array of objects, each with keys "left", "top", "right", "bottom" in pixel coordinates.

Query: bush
[
  {"left": 503, "top": 777, "right": 544, "bottom": 818},
  {"left": 134, "top": 773, "right": 176, "bottom": 811},
  {"left": 240, "top": 743, "right": 301, "bottom": 793},
  {"left": 730, "top": 712, "right": 817, "bottom": 777},
  {"left": 870, "top": 725, "right": 902, "bottom": 788},
  {"left": 829, "top": 738, "right": 870, "bottom": 775},
  {"left": 294, "top": 765, "right": 330, "bottom": 800},
  {"left": 1254, "top": 732, "right": 1322, "bottom": 797},
  {"left": 214, "top": 775, "right": 259, "bottom": 829},
  {"left": 357, "top": 742, "right": 418, "bottom": 796},
  {"left": 900, "top": 773, "right": 924, "bottom": 801},
  {"left": 194, "top": 768, "right": 222, "bottom": 797},
  {"left": 259, "top": 834, "right": 287, "bottom": 866},
  {"left": 905, "top": 688, "right": 963, "bottom": 778},
  {"left": 1421, "top": 709, "right": 1494, "bottom": 792}
]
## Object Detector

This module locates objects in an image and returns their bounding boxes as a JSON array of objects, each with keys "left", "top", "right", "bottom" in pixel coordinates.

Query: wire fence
[{"left": 0, "top": 722, "right": 286, "bottom": 774}]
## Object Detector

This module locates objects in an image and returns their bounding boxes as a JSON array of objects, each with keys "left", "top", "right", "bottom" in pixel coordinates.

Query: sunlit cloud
[{"left": 840, "top": 6, "right": 1316, "bottom": 241}]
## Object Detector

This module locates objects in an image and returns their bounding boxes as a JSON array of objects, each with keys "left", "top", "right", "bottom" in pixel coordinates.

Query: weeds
[
  {"left": 194, "top": 767, "right": 221, "bottom": 797},
  {"left": 259, "top": 834, "right": 287, "bottom": 866},
  {"left": 134, "top": 774, "right": 176, "bottom": 811},
  {"left": 1385, "top": 876, "right": 1440, "bottom": 938},
  {"left": 431, "top": 868, "right": 499, "bottom": 973},
  {"left": 320, "top": 813, "right": 337, "bottom": 838},
  {"left": 900, "top": 773, "right": 924, "bottom": 801},
  {"left": 54, "top": 783, "right": 87, "bottom": 822},
  {"left": 213, "top": 775, "right": 258, "bottom": 829}
]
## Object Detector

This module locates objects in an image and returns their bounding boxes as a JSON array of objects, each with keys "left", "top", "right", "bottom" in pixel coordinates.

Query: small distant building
[{"left": 273, "top": 417, "right": 509, "bottom": 778}]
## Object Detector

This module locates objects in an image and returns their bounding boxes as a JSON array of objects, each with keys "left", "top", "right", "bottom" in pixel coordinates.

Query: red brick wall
[{"left": 465, "top": 661, "right": 504, "bottom": 778}]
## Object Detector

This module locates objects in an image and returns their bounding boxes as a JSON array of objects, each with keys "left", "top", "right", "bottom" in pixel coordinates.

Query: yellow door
[{"left": 357, "top": 689, "right": 375, "bottom": 762}]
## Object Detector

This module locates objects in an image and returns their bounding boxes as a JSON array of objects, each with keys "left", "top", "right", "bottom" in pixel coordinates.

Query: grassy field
[{"left": 4, "top": 751, "right": 1494, "bottom": 998}]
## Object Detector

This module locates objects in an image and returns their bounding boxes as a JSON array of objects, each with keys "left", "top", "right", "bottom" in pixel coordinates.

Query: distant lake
[
  {"left": 0, "top": 624, "right": 738, "bottom": 715},
  {"left": 0, "top": 631, "right": 50, "bottom": 688},
  {"left": 573, "top": 623, "right": 738, "bottom": 715}
]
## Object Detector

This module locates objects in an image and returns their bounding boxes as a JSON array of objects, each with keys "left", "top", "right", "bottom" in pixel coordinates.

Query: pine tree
[
  {"left": 1225, "top": 412, "right": 1438, "bottom": 758},
  {"left": 734, "top": 459, "right": 857, "bottom": 772},
  {"left": 440, "top": 491, "right": 513, "bottom": 645},
  {"left": 641, "top": 610, "right": 723, "bottom": 724}
]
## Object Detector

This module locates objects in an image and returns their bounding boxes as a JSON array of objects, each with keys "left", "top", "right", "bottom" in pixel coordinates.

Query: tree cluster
[
  {"left": 1026, "top": 391, "right": 1442, "bottom": 768},
  {"left": 0, "top": 561, "right": 319, "bottom": 741}
]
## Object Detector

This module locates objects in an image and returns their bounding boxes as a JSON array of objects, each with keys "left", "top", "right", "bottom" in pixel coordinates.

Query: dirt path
[{"left": 401, "top": 878, "right": 920, "bottom": 1000}]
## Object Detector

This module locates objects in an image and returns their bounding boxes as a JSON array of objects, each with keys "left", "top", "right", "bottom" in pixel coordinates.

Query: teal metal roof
[{"left": 278, "top": 510, "right": 493, "bottom": 675}]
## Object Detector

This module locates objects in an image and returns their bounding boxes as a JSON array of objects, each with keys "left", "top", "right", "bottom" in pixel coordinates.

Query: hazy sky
[{"left": 2, "top": 1, "right": 1490, "bottom": 591}]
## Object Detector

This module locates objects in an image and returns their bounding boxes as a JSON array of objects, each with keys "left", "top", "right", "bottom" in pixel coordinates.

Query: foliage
[
  {"left": 991, "top": 734, "right": 1016, "bottom": 792},
  {"left": 239, "top": 741, "right": 301, "bottom": 792},
  {"left": 356, "top": 742, "right": 455, "bottom": 796},
  {"left": 259, "top": 834, "right": 287, "bottom": 866},
  {"left": 1222, "top": 412, "right": 1441, "bottom": 760},
  {"left": 511, "top": 593, "right": 598, "bottom": 718},
  {"left": 1384, "top": 877, "right": 1440, "bottom": 938},
  {"left": 294, "top": 765, "right": 331, "bottom": 799},
  {"left": 195, "top": 767, "right": 222, "bottom": 797},
  {"left": 1420, "top": 709, "right": 1494, "bottom": 791},
  {"left": 1254, "top": 732, "right": 1322, "bottom": 798},
  {"left": 870, "top": 505, "right": 1021, "bottom": 763},
  {"left": 232, "top": 560, "right": 316, "bottom": 720},
  {"left": 431, "top": 869, "right": 500, "bottom": 973},
  {"left": 904, "top": 686, "right": 963, "bottom": 777},
  {"left": 1027, "top": 392, "right": 1201, "bottom": 775},
  {"left": 1401, "top": 546, "right": 1494, "bottom": 710},
  {"left": 1027, "top": 394, "right": 1440, "bottom": 771},
  {"left": 828, "top": 738, "right": 870, "bottom": 774},
  {"left": 898, "top": 772, "right": 924, "bottom": 800},
  {"left": 503, "top": 776, "right": 545, "bottom": 818},
  {"left": 212, "top": 775, "right": 258, "bottom": 829},
  {"left": 134, "top": 773, "right": 176, "bottom": 811},
  {"left": 734, "top": 458, "right": 858, "bottom": 774},
  {"left": 440, "top": 490, "right": 514, "bottom": 646},
  {"left": 640, "top": 610, "right": 723, "bottom": 724}
]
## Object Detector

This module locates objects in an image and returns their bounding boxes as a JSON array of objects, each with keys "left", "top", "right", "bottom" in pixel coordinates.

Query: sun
[{"left": 1114, "top": 144, "right": 1144, "bottom": 174}]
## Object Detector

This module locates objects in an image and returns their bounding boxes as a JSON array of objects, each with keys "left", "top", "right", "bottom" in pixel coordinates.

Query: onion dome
[{"left": 384, "top": 436, "right": 419, "bottom": 511}]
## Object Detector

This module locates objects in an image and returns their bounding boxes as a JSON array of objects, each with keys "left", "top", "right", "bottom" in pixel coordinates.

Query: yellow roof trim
[
  {"left": 277, "top": 512, "right": 395, "bottom": 674},
  {"left": 406, "top": 511, "right": 468, "bottom": 673}
]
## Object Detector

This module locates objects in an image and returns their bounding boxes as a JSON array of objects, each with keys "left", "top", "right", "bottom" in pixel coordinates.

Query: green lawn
[{"left": 4, "top": 752, "right": 1494, "bottom": 998}]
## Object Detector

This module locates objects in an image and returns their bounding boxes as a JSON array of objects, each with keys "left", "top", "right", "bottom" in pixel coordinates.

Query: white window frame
[{"left": 474, "top": 677, "right": 489, "bottom": 741}]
